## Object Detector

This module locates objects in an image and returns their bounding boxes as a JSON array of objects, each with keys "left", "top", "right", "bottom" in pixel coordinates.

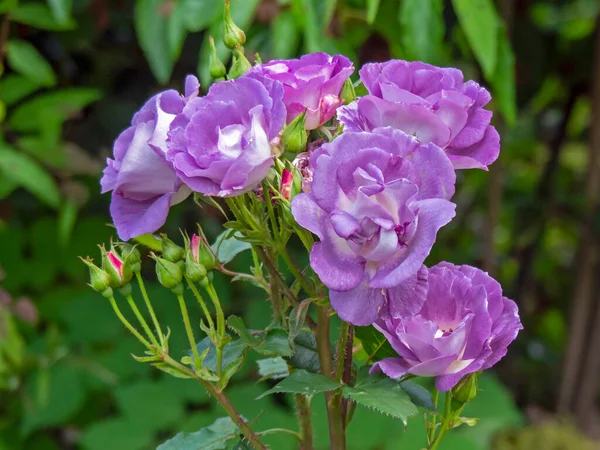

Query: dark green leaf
[
  {"left": 399, "top": 0, "right": 445, "bottom": 63},
  {"left": 134, "top": 0, "right": 174, "bottom": 84},
  {"left": 0, "top": 177, "right": 18, "bottom": 199},
  {"left": 0, "top": 74, "right": 42, "bottom": 107},
  {"left": 0, "top": 142, "right": 60, "bottom": 208},
  {"left": 47, "top": 0, "right": 72, "bottom": 25},
  {"left": 6, "top": 40, "right": 56, "bottom": 87},
  {"left": 232, "top": 441, "right": 253, "bottom": 450},
  {"left": 288, "top": 300, "right": 310, "bottom": 346},
  {"left": 288, "top": 331, "right": 320, "bottom": 373},
  {"left": 211, "top": 230, "right": 252, "bottom": 264},
  {"left": 255, "top": 328, "right": 293, "bottom": 357},
  {"left": 400, "top": 380, "right": 437, "bottom": 412},
  {"left": 367, "top": 0, "right": 381, "bottom": 24},
  {"left": 257, "top": 357, "right": 289, "bottom": 380},
  {"left": 0, "top": 0, "right": 18, "bottom": 14},
  {"left": 272, "top": 10, "right": 299, "bottom": 59},
  {"left": 180, "top": 0, "right": 221, "bottom": 32},
  {"left": 157, "top": 417, "right": 238, "bottom": 450},
  {"left": 451, "top": 0, "right": 499, "bottom": 76},
  {"left": 257, "top": 369, "right": 341, "bottom": 399},
  {"left": 8, "top": 88, "right": 102, "bottom": 132},
  {"left": 489, "top": 27, "right": 516, "bottom": 126},
  {"left": 195, "top": 337, "right": 248, "bottom": 373},
  {"left": 227, "top": 315, "right": 260, "bottom": 345},
  {"left": 354, "top": 326, "right": 396, "bottom": 362},
  {"left": 80, "top": 417, "right": 153, "bottom": 450},
  {"left": 342, "top": 374, "right": 418, "bottom": 424},
  {"left": 58, "top": 200, "right": 77, "bottom": 247},
  {"left": 11, "top": 3, "right": 75, "bottom": 30},
  {"left": 167, "top": 0, "right": 188, "bottom": 60}
]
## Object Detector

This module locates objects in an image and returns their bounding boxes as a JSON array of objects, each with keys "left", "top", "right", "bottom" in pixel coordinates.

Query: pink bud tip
[
  {"left": 280, "top": 169, "right": 293, "bottom": 200},
  {"left": 107, "top": 251, "right": 124, "bottom": 278},
  {"left": 191, "top": 234, "right": 200, "bottom": 263}
]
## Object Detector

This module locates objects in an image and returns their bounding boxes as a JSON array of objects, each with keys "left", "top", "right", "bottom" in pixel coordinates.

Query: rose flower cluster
[{"left": 102, "top": 53, "right": 521, "bottom": 391}]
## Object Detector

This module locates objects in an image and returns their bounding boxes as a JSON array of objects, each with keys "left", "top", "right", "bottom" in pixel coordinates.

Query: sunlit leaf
[
  {"left": 6, "top": 40, "right": 56, "bottom": 87},
  {"left": 11, "top": 3, "right": 75, "bottom": 30},
  {"left": 47, "top": 0, "right": 72, "bottom": 25},
  {"left": 399, "top": 0, "right": 445, "bottom": 63},
  {"left": 157, "top": 417, "right": 238, "bottom": 450},
  {"left": 211, "top": 230, "right": 252, "bottom": 264}
]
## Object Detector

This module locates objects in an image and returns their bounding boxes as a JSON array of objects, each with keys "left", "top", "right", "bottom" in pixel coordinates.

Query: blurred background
[{"left": 0, "top": 0, "right": 599, "bottom": 448}]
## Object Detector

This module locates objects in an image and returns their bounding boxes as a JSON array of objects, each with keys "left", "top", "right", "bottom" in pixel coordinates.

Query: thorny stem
[
  {"left": 428, "top": 390, "right": 440, "bottom": 444},
  {"left": 161, "top": 353, "right": 267, "bottom": 450},
  {"left": 279, "top": 246, "right": 317, "bottom": 298},
  {"left": 136, "top": 272, "right": 165, "bottom": 348},
  {"left": 316, "top": 306, "right": 346, "bottom": 449},
  {"left": 126, "top": 294, "right": 160, "bottom": 348},
  {"left": 177, "top": 294, "right": 202, "bottom": 369},
  {"left": 295, "top": 394, "right": 314, "bottom": 449},
  {"left": 108, "top": 296, "right": 153, "bottom": 349}
]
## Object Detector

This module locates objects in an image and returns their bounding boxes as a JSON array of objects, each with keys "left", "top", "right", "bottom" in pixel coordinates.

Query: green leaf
[
  {"left": 257, "top": 369, "right": 341, "bottom": 399},
  {"left": 255, "top": 328, "right": 293, "bottom": 357},
  {"left": 0, "top": 74, "right": 42, "bottom": 107},
  {"left": 399, "top": 0, "right": 445, "bottom": 63},
  {"left": 8, "top": 88, "right": 102, "bottom": 132},
  {"left": 211, "top": 230, "right": 252, "bottom": 264},
  {"left": 57, "top": 200, "right": 77, "bottom": 247},
  {"left": 167, "top": 0, "right": 188, "bottom": 60},
  {"left": 288, "top": 331, "right": 320, "bottom": 373},
  {"left": 195, "top": 337, "right": 248, "bottom": 373},
  {"left": 0, "top": 177, "right": 18, "bottom": 199},
  {"left": 157, "top": 417, "right": 238, "bottom": 450},
  {"left": 227, "top": 315, "right": 260, "bottom": 345},
  {"left": 47, "top": 0, "right": 72, "bottom": 25},
  {"left": 272, "top": 10, "right": 299, "bottom": 59},
  {"left": 80, "top": 417, "right": 153, "bottom": 450},
  {"left": 180, "top": 0, "right": 221, "bottom": 32},
  {"left": 489, "top": 27, "right": 517, "bottom": 126},
  {"left": 11, "top": 3, "right": 75, "bottom": 30},
  {"left": 342, "top": 374, "right": 418, "bottom": 424},
  {"left": 6, "top": 40, "right": 56, "bottom": 87},
  {"left": 0, "top": 143, "right": 60, "bottom": 208},
  {"left": 0, "top": 0, "right": 18, "bottom": 14},
  {"left": 366, "top": 0, "right": 381, "bottom": 24},
  {"left": 231, "top": 441, "right": 252, "bottom": 450},
  {"left": 451, "top": 0, "right": 499, "bottom": 76},
  {"left": 133, "top": 233, "right": 163, "bottom": 251},
  {"left": 400, "top": 380, "right": 437, "bottom": 412},
  {"left": 257, "top": 357, "right": 289, "bottom": 380},
  {"left": 354, "top": 325, "right": 396, "bottom": 362},
  {"left": 134, "top": 0, "right": 174, "bottom": 84}
]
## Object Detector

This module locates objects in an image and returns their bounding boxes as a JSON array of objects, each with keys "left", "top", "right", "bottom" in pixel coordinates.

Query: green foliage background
[{"left": 0, "top": 0, "right": 598, "bottom": 448}]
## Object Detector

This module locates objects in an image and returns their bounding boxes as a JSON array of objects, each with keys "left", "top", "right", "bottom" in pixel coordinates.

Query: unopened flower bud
[
  {"left": 185, "top": 251, "right": 207, "bottom": 283},
  {"left": 161, "top": 235, "right": 184, "bottom": 262},
  {"left": 280, "top": 169, "right": 293, "bottom": 201},
  {"left": 223, "top": 0, "right": 246, "bottom": 49},
  {"left": 340, "top": 78, "right": 356, "bottom": 105},
  {"left": 80, "top": 257, "right": 113, "bottom": 298},
  {"left": 101, "top": 246, "right": 133, "bottom": 287},
  {"left": 116, "top": 243, "right": 141, "bottom": 273},
  {"left": 191, "top": 233, "right": 217, "bottom": 271},
  {"left": 152, "top": 254, "right": 183, "bottom": 290},
  {"left": 451, "top": 372, "right": 479, "bottom": 405},
  {"left": 228, "top": 50, "right": 251, "bottom": 79},
  {"left": 208, "top": 36, "right": 226, "bottom": 79},
  {"left": 281, "top": 111, "right": 308, "bottom": 153}
]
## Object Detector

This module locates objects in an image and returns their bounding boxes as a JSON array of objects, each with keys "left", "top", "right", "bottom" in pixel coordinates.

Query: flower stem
[
  {"left": 204, "top": 282, "right": 226, "bottom": 376},
  {"left": 257, "top": 428, "right": 303, "bottom": 441},
  {"left": 428, "top": 389, "right": 440, "bottom": 444},
  {"left": 429, "top": 391, "right": 453, "bottom": 450},
  {"left": 177, "top": 294, "right": 201, "bottom": 369},
  {"left": 161, "top": 353, "right": 267, "bottom": 450},
  {"left": 279, "top": 246, "right": 317, "bottom": 298},
  {"left": 185, "top": 275, "right": 215, "bottom": 332},
  {"left": 295, "top": 394, "right": 314, "bottom": 449},
  {"left": 108, "top": 296, "right": 153, "bottom": 349},
  {"left": 135, "top": 272, "right": 165, "bottom": 348},
  {"left": 316, "top": 306, "right": 346, "bottom": 450},
  {"left": 126, "top": 294, "right": 160, "bottom": 347}
]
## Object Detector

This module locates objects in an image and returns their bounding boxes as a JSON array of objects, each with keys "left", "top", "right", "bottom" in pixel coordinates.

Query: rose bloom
[
  {"left": 101, "top": 76, "right": 198, "bottom": 241},
  {"left": 371, "top": 262, "right": 522, "bottom": 391},
  {"left": 292, "top": 128, "right": 456, "bottom": 325},
  {"left": 338, "top": 60, "right": 499, "bottom": 170},
  {"left": 250, "top": 52, "right": 354, "bottom": 130},
  {"left": 166, "top": 76, "right": 286, "bottom": 197}
]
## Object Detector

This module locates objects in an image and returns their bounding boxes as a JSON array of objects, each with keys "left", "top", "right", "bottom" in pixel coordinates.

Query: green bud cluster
[{"left": 281, "top": 112, "right": 308, "bottom": 153}]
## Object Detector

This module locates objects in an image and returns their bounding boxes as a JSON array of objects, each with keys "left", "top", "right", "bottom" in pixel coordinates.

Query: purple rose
[
  {"left": 166, "top": 76, "right": 286, "bottom": 197},
  {"left": 101, "top": 76, "right": 199, "bottom": 241},
  {"left": 291, "top": 129, "right": 456, "bottom": 326},
  {"left": 250, "top": 52, "right": 354, "bottom": 130},
  {"left": 338, "top": 60, "right": 500, "bottom": 170},
  {"left": 371, "top": 262, "right": 522, "bottom": 391}
]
